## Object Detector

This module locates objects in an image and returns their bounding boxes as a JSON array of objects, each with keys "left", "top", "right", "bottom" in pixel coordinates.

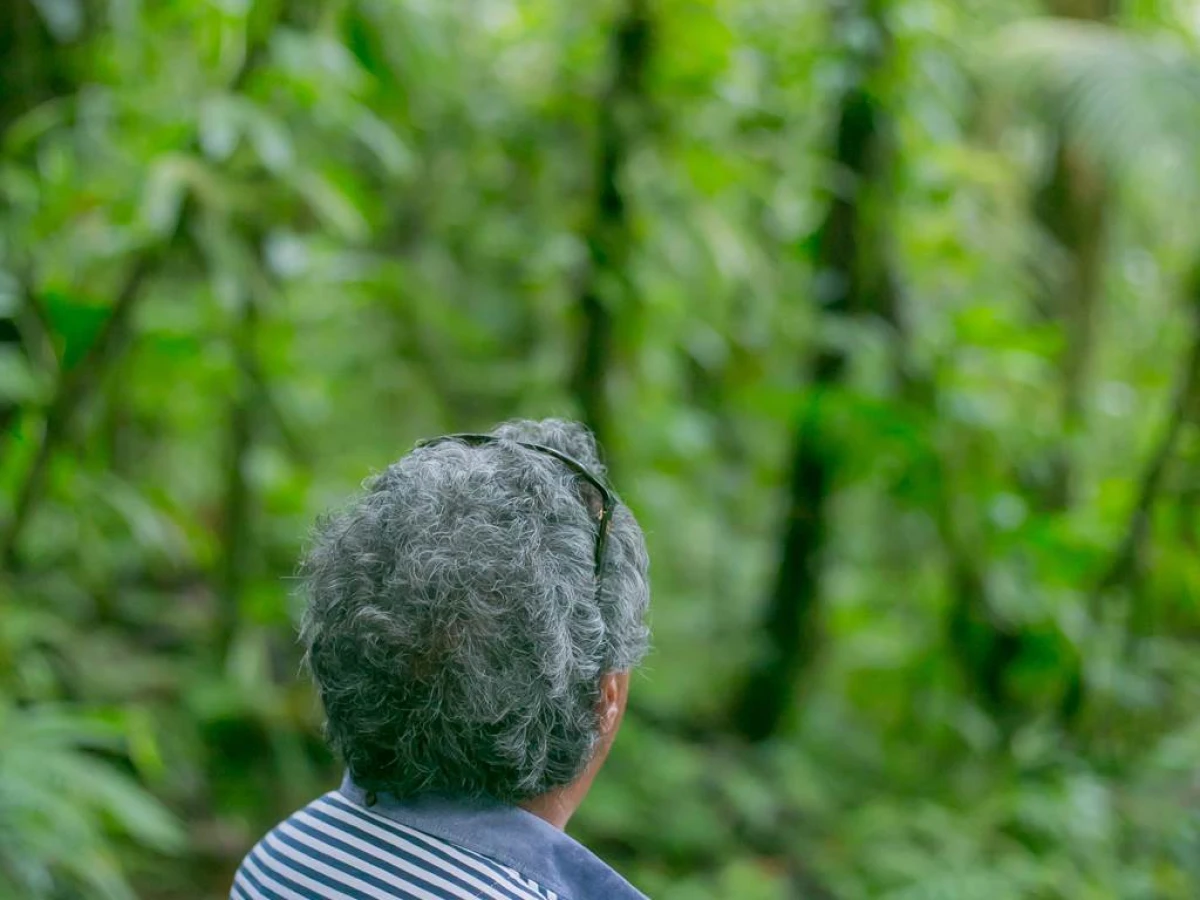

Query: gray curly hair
[{"left": 300, "top": 418, "right": 650, "bottom": 803}]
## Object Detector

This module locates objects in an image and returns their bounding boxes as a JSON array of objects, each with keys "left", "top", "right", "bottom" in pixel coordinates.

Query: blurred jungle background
[{"left": 3, "top": 0, "right": 1200, "bottom": 897}]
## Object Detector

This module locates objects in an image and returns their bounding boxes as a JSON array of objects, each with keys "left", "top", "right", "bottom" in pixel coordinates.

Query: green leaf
[
  {"left": 42, "top": 289, "right": 110, "bottom": 372},
  {"left": 992, "top": 20, "right": 1200, "bottom": 187}
]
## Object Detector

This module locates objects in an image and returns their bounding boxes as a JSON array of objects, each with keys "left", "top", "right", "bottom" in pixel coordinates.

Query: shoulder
[
  {"left": 232, "top": 791, "right": 562, "bottom": 900},
  {"left": 337, "top": 780, "right": 648, "bottom": 900}
]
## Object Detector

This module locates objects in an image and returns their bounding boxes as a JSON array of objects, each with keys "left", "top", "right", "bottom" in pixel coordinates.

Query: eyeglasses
[{"left": 413, "top": 433, "right": 616, "bottom": 583}]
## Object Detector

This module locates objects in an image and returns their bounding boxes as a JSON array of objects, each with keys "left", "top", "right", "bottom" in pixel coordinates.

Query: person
[{"left": 231, "top": 419, "right": 651, "bottom": 900}]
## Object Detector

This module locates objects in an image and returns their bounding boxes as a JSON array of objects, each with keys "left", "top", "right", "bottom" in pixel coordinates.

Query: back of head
[{"left": 300, "top": 418, "right": 650, "bottom": 804}]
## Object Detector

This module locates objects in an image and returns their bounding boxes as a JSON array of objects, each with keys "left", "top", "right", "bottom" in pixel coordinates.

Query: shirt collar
[{"left": 339, "top": 774, "right": 647, "bottom": 900}]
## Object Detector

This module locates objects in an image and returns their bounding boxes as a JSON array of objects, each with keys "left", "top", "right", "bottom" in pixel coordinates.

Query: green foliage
[
  {"left": 1, "top": 0, "right": 1199, "bottom": 897},
  {"left": 0, "top": 703, "right": 183, "bottom": 899},
  {"left": 994, "top": 16, "right": 1200, "bottom": 199}
]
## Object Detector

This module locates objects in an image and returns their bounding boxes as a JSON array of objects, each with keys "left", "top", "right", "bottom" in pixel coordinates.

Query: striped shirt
[{"left": 230, "top": 776, "right": 647, "bottom": 900}]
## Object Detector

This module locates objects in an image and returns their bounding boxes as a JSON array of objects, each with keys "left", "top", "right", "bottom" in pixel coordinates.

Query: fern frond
[
  {"left": 0, "top": 703, "right": 183, "bottom": 899},
  {"left": 992, "top": 19, "right": 1200, "bottom": 182}
]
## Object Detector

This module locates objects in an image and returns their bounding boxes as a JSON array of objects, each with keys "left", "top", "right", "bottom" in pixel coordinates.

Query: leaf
[
  {"left": 0, "top": 346, "right": 42, "bottom": 405},
  {"left": 30, "top": 0, "right": 84, "bottom": 41},
  {"left": 199, "top": 95, "right": 244, "bottom": 162},
  {"left": 350, "top": 110, "right": 413, "bottom": 177},
  {"left": 60, "top": 755, "right": 185, "bottom": 852},
  {"left": 140, "top": 155, "right": 199, "bottom": 235},
  {"left": 246, "top": 106, "right": 296, "bottom": 173},
  {"left": 991, "top": 20, "right": 1200, "bottom": 188},
  {"left": 0, "top": 704, "right": 182, "bottom": 899},
  {"left": 42, "top": 289, "right": 110, "bottom": 372},
  {"left": 292, "top": 171, "right": 370, "bottom": 241}
]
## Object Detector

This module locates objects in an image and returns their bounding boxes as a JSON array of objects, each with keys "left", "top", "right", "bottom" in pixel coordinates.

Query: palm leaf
[
  {"left": 991, "top": 19, "right": 1200, "bottom": 185},
  {"left": 0, "top": 703, "right": 184, "bottom": 899}
]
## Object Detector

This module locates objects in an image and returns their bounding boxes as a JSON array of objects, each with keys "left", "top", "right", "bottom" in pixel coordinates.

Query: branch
[
  {"left": 243, "top": 266, "right": 311, "bottom": 467},
  {"left": 1092, "top": 301, "right": 1200, "bottom": 602},
  {"left": 0, "top": 28, "right": 275, "bottom": 569},
  {"left": 0, "top": 248, "right": 163, "bottom": 567}
]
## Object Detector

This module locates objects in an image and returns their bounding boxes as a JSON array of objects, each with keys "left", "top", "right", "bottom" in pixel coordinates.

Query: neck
[
  {"left": 521, "top": 671, "right": 628, "bottom": 829},
  {"left": 520, "top": 786, "right": 579, "bottom": 830},
  {"left": 520, "top": 753, "right": 605, "bottom": 830}
]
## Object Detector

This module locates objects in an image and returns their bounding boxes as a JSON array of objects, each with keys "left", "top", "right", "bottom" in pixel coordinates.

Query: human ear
[{"left": 597, "top": 670, "right": 630, "bottom": 738}]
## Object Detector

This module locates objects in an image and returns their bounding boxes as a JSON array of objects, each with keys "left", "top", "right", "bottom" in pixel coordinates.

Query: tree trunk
[
  {"left": 1030, "top": 0, "right": 1115, "bottom": 510},
  {"left": 570, "top": 0, "right": 652, "bottom": 455},
  {"left": 956, "top": 0, "right": 1113, "bottom": 723},
  {"left": 218, "top": 281, "right": 259, "bottom": 654},
  {"left": 0, "top": 1, "right": 79, "bottom": 136},
  {"left": 0, "top": 2, "right": 85, "bottom": 458},
  {"left": 732, "top": 0, "right": 899, "bottom": 742},
  {"left": 1032, "top": 136, "right": 1110, "bottom": 511},
  {"left": 945, "top": 0, "right": 1114, "bottom": 726}
]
